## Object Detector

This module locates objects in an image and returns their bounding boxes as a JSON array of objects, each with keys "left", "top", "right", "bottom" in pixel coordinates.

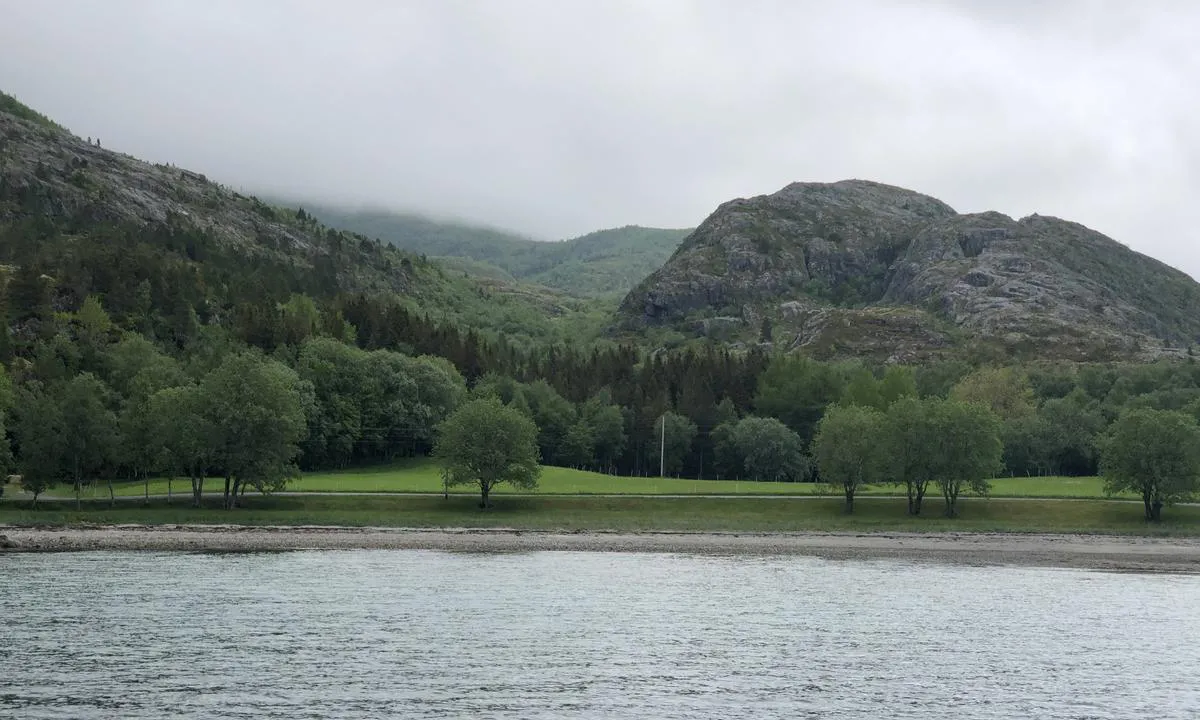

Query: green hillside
[{"left": 300, "top": 203, "right": 689, "bottom": 297}]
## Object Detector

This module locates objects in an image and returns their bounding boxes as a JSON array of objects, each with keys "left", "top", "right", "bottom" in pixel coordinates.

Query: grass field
[
  {"left": 17, "top": 459, "right": 1129, "bottom": 500},
  {"left": 0, "top": 494, "right": 1193, "bottom": 536}
]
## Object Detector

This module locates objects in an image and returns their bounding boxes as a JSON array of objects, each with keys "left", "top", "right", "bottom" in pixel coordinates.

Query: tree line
[{"left": 3, "top": 289, "right": 1200, "bottom": 520}]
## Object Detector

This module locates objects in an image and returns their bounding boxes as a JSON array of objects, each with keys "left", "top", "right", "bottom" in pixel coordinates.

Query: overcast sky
[{"left": 3, "top": 1, "right": 1198, "bottom": 274}]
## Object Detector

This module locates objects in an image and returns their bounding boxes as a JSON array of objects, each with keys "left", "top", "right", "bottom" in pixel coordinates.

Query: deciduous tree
[
  {"left": 201, "top": 352, "right": 311, "bottom": 509},
  {"left": 434, "top": 397, "right": 540, "bottom": 508},
  {"left": 813, "top": 404, "right": 885, "bottom": 513},
  {"left": 1101, "top": 408, "right": 1200, "bottom": 521},
  {"left": 931, "top": 400, "right": 1004, "bottom": 517}
]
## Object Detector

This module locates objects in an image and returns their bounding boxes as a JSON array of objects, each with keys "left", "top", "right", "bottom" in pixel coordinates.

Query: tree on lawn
[
  {"left": 147, "top": 384, "right": 214, "bottom": 506},
  {"left": 931, "top": 400, "right": 1003, "bottom": 518},
  {"left": 201, "top": 352, "right": 311, "bottom": 509},
  {"left": 812, "top": 404, "right": 885, "bottom": 513},
  {"left": 434, "top": 397, "right": 541, "bottom": 508},
  {"left": 56, "top": 374, "right": 119, "bottom": 507},
  {"left": 732, "top": 416, "right": 808, "bottom": 483},
  {"left": 12, "top": 382, "right": 64, "bottom": 507},
  {"left": 882, "top": 397, "right": 940, "bottom": 515},
  {"left": 1101, "top": 408, "right": 1200, "bottom": 521}
]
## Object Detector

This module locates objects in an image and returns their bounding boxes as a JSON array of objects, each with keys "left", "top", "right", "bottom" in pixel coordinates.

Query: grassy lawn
[
  {"left": 0, "top": 494, "right": 1193, "bottom": 535},
  {"left": 20, "top": 459, "right": 1128, "bottom": 500}
]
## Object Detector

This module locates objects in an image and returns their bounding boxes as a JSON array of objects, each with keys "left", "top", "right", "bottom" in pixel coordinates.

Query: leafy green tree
[
  {"left": 11, "top": 374, "right": 118, "bottom": 507},
  {"left": 878, "top": 365, "right": 918, "bottom": 405},
  {"left": 932, "top": 401, "right": 1003, "bottom": 517},
  {"left": 147, "top": 384, "right": 213, "bottom": 506},
  {"left": 950, "top": 367, "right": 1036, "bottom": 421},
  {"left": 840, "top": 366, "right": 885, "bottom": 410},
  {"left": 296, "top": 338, "right": 367, "bottom": 468},
  {"left": 711, "top": 422, "right": 742, "bottom": 479},
  {"left": 1038, "top": 390, "right": 1106, "bottom": 475},
  {"left": 522, "top": 380, "right": 576, "bottom": 465},
  {"left": 104, "top": 333, "right": 188, "bottom": 399},
  {"left": 105, "top": 334, "right": 189, "bottom": 499},
  {"left": 732, "top": 416, "right": 808, "bottom": 482},
  {"left": 881, "top": 397, "right": 939, "bottom": 515},
  {"left": 74, "top": 294, "right": 115, "bottom": 369},
  {"left": 434, "top": 397, "right": 541, "bottom": 507},
  {"left": 278, "top": 294, "right": 323, "bottom": 347},
  {"left": 1001, "top": 413, "right": 1053, "bottom": 478},
  {"left": 813, "top": 404, "right": 885, "bottom": 513},
  {"left": 754, "top": 356, "right": 845, "bottom": 443},
  {"left": 584, "top": 401, "right": 625, "bottom": 472},
  {"left": 13, "top": 383, "right": 63, "bottom": 506},
  {"left": 915, "top": 360, "right": 972, "bottom": 399},
  {"left": 559, "top": 420, "right": 596, "bottom": 468},
  {"left": 649, "top": 411, "right": 697, "bottom": 477},
  {"left": 201, "top": 352, "right": 311, "bottom": 508},
  {"left": 59, "top": 373, "right": 119, "bottom": 507},
  {"left": 402, "top": 354, "right": 468, "bottom": 452},
  {"left": 1101, "top": 408, "right": 1200, "bottom": 521}
]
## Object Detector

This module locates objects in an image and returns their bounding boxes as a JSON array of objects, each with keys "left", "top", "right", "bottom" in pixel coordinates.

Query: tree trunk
[
  {"left": 844, "top": 487, "right": 855, "bottom": 514},
  {"left": 1150, "top": 496, "right": 1163, "bottom": 522},
  {"left": 1142, "top": 490, "right": 1154, "bottom": 521},
  {"left": 223, "top": 475, "right": 232, "bottom": 510},
  {"left": 231, "top": 478, "right": 242, "bottom": 508},
  {"left": 108, "top": 477, "right": 115, "bottom": 508},
  {"left": 480, "top": 481, "right": 491, "bottom": 509},
  {"left": 944, "top": 488, "right": 958, "bottom": 518},
  {"left": 143, "top": 472, "right": 149, "bottom": 506}
]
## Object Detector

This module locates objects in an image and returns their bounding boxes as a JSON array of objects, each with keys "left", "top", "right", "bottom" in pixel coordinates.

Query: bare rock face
[{"left": 620, "top": 180, "right": 1200, "bottom": 360}]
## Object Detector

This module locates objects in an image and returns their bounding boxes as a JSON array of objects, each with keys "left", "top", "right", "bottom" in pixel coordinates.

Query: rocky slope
[{"left": 620, "top": 180, "right": 1200, "bottom": 361}]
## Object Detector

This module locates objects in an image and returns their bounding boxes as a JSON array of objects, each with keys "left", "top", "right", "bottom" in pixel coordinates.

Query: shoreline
[{"left": 4, "top": 525, "right": 1200, "bottom": 572}]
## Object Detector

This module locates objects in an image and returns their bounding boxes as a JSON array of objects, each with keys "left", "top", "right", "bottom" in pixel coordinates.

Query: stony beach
[{"left": 4, "top": 525, "right": 1200, "bottom": 572}]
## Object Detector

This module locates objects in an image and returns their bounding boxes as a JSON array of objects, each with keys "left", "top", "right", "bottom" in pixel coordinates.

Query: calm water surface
[{"left": 2, "top": 550, "right": 1198, "bottom": 719}]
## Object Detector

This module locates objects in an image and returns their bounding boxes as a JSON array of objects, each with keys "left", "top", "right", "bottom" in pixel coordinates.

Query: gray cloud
[{"left": 3, "top": 0, "right": 1199, "bottom": 275}]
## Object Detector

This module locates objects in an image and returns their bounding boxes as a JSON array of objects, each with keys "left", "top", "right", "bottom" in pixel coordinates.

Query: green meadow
[
  {"left": 28, "top": 459, "right": 1125, "bottom": 500},
  {"left": 1, "top": 494, "right": 1194, "bottom": 536}
]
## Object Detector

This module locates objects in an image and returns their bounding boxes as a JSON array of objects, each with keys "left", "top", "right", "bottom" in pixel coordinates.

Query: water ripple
[{"left": 2, "top": 551, "right": 1199, "bottom": 719}]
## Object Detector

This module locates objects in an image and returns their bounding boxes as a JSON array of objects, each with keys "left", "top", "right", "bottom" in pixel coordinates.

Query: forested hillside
[
  {"left": 5, "top": 92, "right": 1200, "bottom": 511},
  {"left": 301, "top": 203, "right": 689, "bottom": 297}
]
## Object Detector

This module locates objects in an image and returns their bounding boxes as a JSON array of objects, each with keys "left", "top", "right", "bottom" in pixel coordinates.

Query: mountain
[
  {"left": 619, "top": 180, "right": 1200, "bottom": 361},
  {"left": 300, "top": 204, "right": 690, "bottom": 297},
  {"left": 0, "top": 92, "right": 595, "bottom": 350}
]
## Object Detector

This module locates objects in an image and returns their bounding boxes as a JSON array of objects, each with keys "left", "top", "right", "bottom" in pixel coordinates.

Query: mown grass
[
  {"left": 1, "top": 495, "right": 1195, "bottom": 536},
  {"left": 29, "top": 458, "right": 1128, "bottom": 500}
]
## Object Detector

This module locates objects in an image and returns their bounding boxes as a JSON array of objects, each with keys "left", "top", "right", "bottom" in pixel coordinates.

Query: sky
[{"left": 2, "top": 1, "right": 1199, "bottom": 274}]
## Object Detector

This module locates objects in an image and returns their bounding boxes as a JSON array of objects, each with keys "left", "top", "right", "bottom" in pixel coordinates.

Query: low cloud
[{"left": 3, "top": 0, "right": 1198, "bottom": 274}]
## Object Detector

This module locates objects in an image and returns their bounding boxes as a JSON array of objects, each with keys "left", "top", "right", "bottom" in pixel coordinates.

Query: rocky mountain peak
[{"left": 620, "top": 181, "right": 1200, "bottom": 362}]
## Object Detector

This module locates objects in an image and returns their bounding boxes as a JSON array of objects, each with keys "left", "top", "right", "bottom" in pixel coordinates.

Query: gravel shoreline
[{"left": 4, "top": 525, "right": 1200, "bottom": 572}]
